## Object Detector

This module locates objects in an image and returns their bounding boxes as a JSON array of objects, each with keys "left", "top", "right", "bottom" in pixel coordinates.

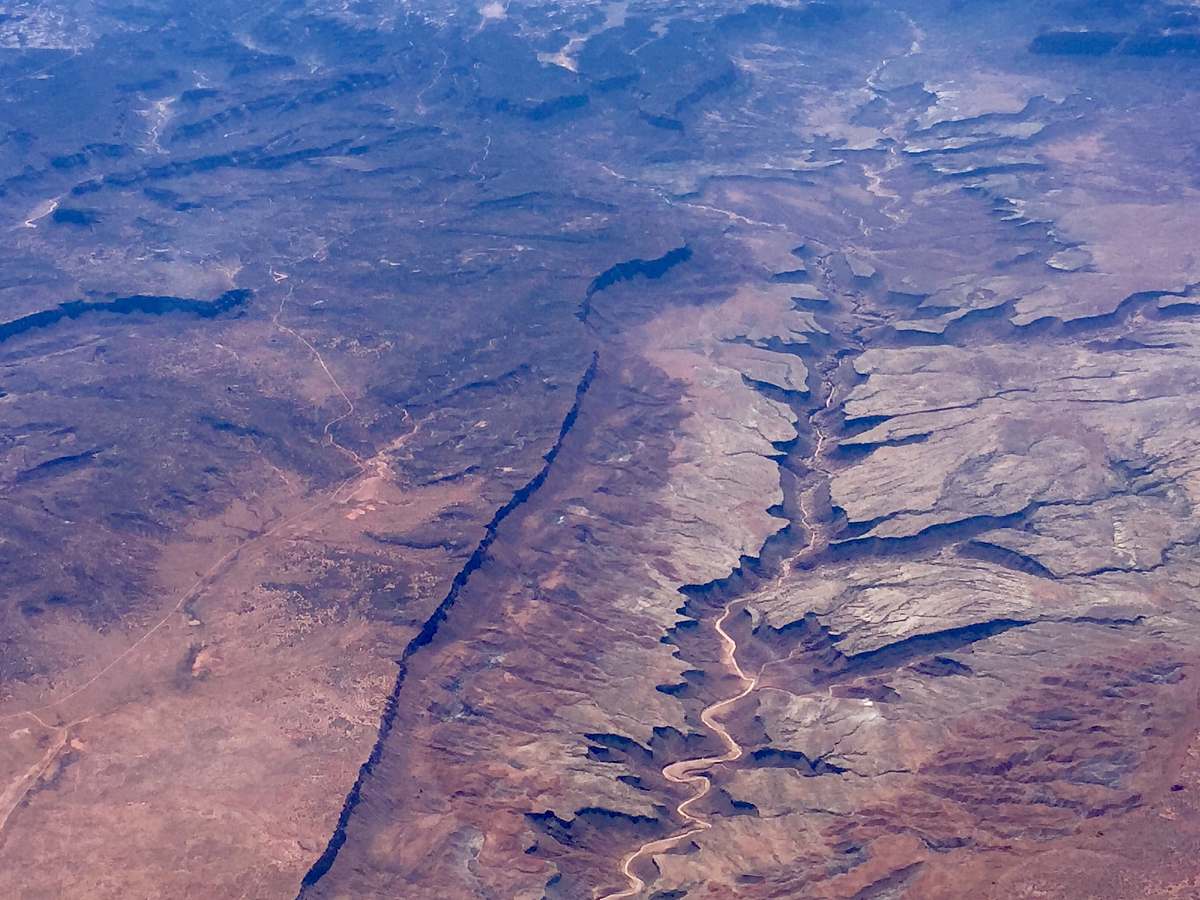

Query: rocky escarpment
[
  {"left": 578, "top": 246, "right": 693, "bottom": 323},
  {"left": 0, "top": 289, "right": 249, "bottom": 345},
  {"left": 299, "top": 353, "right": 598, "bottom": 889}
]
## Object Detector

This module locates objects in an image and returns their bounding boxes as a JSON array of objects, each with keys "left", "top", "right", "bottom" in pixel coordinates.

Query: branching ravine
[
  {"left": 595, "top": 231, "right": 888, "bottom": 899},
  {"left": 599, "top": 368, "right": 841, "bottom": 899},
  {"left": 597, "top": 230, "right": 1188, "bottom": 895}
]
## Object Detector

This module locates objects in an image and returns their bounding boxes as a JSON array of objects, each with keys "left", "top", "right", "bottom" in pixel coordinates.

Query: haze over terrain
[{"left": 2, "top": 0, "right": 1200, "bottom": 897}]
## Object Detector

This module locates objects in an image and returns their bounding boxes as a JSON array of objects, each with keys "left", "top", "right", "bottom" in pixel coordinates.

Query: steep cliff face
[{"left": 1, "top": 1, "right": 1199, "bottom": 898}]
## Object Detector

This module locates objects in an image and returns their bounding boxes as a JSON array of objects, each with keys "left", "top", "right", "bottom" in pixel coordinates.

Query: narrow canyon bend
[{"left": 2, "top": 1, "right": 1200, "bottom": 898}]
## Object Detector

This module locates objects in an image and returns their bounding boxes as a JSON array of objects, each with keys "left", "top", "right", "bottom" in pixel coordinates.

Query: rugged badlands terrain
[{"left": 2, "top": 0, "right": 1200, "bottom": 897}]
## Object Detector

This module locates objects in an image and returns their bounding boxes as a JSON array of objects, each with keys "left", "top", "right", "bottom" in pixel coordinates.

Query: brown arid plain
[{"left": 2, "top": 0, "right": 1200, "bottom": 898}]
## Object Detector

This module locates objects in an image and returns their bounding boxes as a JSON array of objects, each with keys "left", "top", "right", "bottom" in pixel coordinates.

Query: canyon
[{"left": 1, "top": 0, "right": 1199, "bottom": 898}]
